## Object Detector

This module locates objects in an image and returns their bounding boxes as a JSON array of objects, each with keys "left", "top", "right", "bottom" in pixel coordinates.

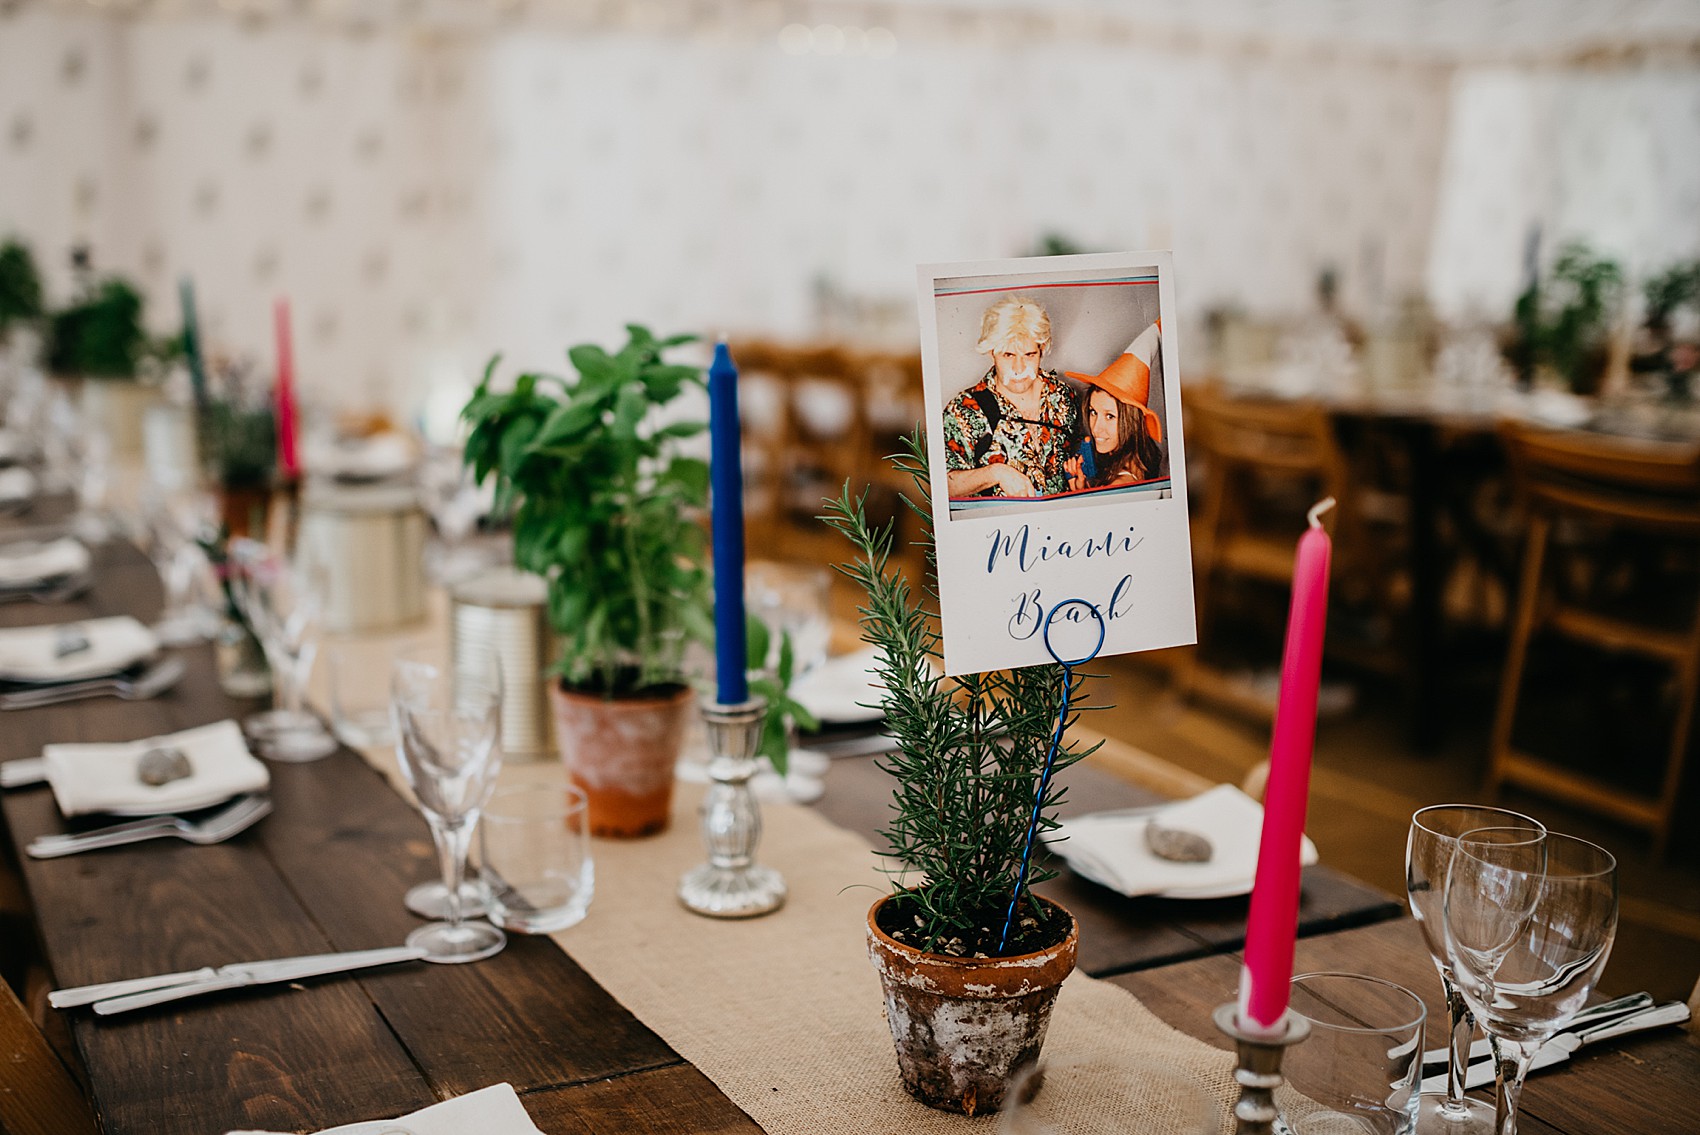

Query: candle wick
[{"left": 1307, "top": 497, "right": 1337, "bottom": 529}]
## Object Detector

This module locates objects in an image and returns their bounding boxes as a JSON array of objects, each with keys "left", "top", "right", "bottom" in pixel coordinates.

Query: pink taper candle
[
  {"left": 273, "top": 298, "right": 300, "bottom": 479},
  {"left": 1237, "top": 497, "right": 1334, "bottom": 1037}
]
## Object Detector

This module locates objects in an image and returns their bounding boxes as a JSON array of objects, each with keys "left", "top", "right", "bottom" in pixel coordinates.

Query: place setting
[
  {"left": 0, "top": 534, "right": 92, "bottom": 605},
  {"left": 0, "top": 614, "right": 183, "bottom": 711}
]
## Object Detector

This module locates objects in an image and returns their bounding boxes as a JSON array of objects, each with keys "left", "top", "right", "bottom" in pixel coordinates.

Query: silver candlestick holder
[
  {"left": 678, "top": 697, "right": 787, "bottom": 918},
  {"left": 1213, "top": 1003, "right": 1310, "bottom": 1135}
]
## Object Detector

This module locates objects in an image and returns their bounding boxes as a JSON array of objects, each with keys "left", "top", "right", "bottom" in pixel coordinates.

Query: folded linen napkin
[
  {"left": 43, "top": 719, "right": 269, "bottom": 817},
  {"left": 790, "top": 646, "right": 886, "bottom": 724},
  {"left": 227, "top": 1082, "right": 544, "bottom": 1135},
  {"left": 0, "top": 616, "right": 156, "bottom": 683},
  {"left": 0, "top": 466, "right": 36, "bottom": 502},
  {"left": 0, "top": 537, "right": 89, "bottom": 588},
  {"left": 1048, "top": 784, "right": 1319, "bottom": 899}
]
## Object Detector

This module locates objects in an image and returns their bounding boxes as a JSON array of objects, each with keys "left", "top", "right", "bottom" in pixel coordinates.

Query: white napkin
[
  {"left": 791, "top": 646, "right": 886, "bottom": 724},
  {"left": 1048, "top": 784, "right": 1319, "bottom": 899},
  {"left": 0, "top": 466, "right": 36, "bottom": 502},
  {"left": 0, "top": 537, "right": 89, "bottom": 588},
  {"left": 227, "top": 1082, "right": 543, "bottom": 1135},
  {"left": 0, "top": 429, "right": 25, "bottom": 464},
  {"left": 43, "top": 720, "right": 270, "bottom": 817},
  {"left": 0, "top": 616, "right": 157, "bottom": 683}
]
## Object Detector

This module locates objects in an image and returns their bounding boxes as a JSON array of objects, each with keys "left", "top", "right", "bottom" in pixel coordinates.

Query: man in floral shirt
[{"left": 943, "top": 296, "right": 1080, "bottom": 498}]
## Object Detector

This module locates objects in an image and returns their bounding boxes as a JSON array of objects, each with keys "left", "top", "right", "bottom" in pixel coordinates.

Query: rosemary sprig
[{"left": 822, "top": 433, "right": 1098, "bottom": 954}]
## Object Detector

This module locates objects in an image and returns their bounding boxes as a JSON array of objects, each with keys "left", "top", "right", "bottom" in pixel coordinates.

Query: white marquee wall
[
  {"left": 2, "top": 3, "right": 1695, "bottom": 414},
  {"left": 1427, "top": 63, "right": 1700, "bottom": 319}
]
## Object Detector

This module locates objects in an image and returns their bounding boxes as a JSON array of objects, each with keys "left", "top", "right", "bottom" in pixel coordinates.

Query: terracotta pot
[
  {"left": 548, "top": 682, "right": 694, "bottom": 838},
  {"left": 867, "top": 894, "right": 1078, "bottom": 1116}
]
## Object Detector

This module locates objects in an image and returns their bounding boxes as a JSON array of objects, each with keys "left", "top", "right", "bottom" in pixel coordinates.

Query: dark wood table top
[
  {"left": 0, "top": 538, "right": 760, "bottom": 1134},
  {"left": 1110, "top": 917, "right": 1700, "bottom": 1135},
  {"left": 2, "top": 535, "right": 1685, "bottom": 1134}
]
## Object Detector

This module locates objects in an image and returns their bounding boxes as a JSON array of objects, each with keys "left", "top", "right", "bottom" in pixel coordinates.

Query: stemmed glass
[
  {"left": 1406, "top": 806, "right": 1545, "bottom": 1135},
  {"left": 230, "top": 541, "right": 337, "bottom": 762},
  {"left": 1443, "top": 830, "right": 1618, "bottom": 1135},
  {"left": 391, "top": 644, "right": 506, "bottom": 964},
  {"left": 418, "top": 446, "right": 489, "bottom": 585},
  {"left": 139, "top": 490, "right": 220, "bottom": 646}
]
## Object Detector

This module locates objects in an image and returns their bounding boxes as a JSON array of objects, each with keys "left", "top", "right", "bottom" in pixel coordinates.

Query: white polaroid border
[{"left": 917, "top": 251, "right": 1197, "bottom": 676}]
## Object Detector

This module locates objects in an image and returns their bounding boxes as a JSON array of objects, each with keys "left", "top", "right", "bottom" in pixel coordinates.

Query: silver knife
[
  {"left": 68, "top": 946, "right": 426, "bottom": 1016},
  {"left": 1420, "top": 1001, "right": 1691, "bottom": 1094},
  {"left": 1421, "top": 992, "right": 1653, "bottom": 1066},
  {"left": 50, "top": 966, "right": 219, "bottom": 1008}
]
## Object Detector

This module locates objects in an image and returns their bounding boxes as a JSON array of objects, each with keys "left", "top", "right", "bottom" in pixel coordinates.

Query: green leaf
[
  {"left": 746, "top": 615, "right": 771, "bottom": 672},
  {"left": 659, "top": 457, "right": 710, "bottom": 500},
  {"left": 612, "top": 382, "right": 648, "bottom": 437},
  {"left": 652, "top": 420, "right": 707, "bottom": 441}
]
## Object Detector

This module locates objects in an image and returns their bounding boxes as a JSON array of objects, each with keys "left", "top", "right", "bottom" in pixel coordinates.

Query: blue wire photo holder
[{"left": 998, "top": 597, "right": 1106, "bottom": 952}]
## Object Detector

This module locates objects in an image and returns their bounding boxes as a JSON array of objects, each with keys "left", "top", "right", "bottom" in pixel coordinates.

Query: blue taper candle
[{"left": 708, "top": 341, "right": 748, "bottom": 705}]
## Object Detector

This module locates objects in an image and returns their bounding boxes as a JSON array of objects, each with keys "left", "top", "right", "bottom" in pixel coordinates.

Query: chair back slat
[{"left": 1503, "top": 423, "right": 1700, "bottom": 536}]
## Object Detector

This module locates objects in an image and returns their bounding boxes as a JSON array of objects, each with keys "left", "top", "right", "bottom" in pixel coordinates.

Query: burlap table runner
[
  {"left": 330, "top": 616, "right": 1239, "bottom": 1132},
  {"left": 505, "top": 767, "right": 1235, "bottom": 1133}
]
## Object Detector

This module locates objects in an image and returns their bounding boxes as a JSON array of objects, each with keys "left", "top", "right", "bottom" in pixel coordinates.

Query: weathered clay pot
[
  {"left": 548, "top": 682, "right": 694, "bottom": 838},
  {"left": 867, "top": 894, "right": 1078, "bottom": 1116}
]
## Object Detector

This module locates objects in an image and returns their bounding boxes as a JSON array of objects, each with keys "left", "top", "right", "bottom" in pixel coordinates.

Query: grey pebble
[
  {"left": 1145, "top": 819, "right": 1213, "bottom": 863},
  {"left": 138, "top": 746, "right": 193, "bottom": 786}
]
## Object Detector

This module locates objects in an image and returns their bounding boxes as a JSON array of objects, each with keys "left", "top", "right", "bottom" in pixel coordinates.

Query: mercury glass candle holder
[
  {"left": 678, "top": 697, "right": 787, "bottom": 918},
  {"left": 1213, "top": 1003, "right": 1311, "bottom": 1135}
]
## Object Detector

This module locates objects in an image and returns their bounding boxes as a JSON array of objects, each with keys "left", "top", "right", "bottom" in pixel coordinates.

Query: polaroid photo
[{"left": 917, "top": 251, "right": 1197, "bottom": 676}]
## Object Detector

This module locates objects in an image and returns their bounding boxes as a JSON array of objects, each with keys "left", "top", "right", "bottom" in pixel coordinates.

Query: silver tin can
[
  {"left": 295, "top": 478, "right": 428, "bottom": 633},
  {"left": 451, "top": 567, "right": 555, "bottom": 762}
]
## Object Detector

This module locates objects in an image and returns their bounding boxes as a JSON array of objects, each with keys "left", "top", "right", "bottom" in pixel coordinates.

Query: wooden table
[
  {"left": 2, "top": 539, "right": 1692, "bottom": 1133},
  {"left": 1111, "top": 918, "right": 1700, "bottom": 1135}
]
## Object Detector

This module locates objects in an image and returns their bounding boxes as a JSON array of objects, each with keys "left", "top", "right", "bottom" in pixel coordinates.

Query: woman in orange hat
[
  {"left": 1063, "top": 321, "right": 1165, "bottom": 490},
  {"left": 1067, "top": 384, "right": 1163, "bottom": 489}
]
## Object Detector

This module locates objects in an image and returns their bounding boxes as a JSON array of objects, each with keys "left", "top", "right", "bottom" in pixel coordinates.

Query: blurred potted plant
[
  {"left": 463, "top": 325, "right": 713, "bottom": 837},
  {"left": 1635, "top": 261, "right": 1700, "bottom": 400},
  {"left": 43, "top": 254, "right": 176, "bottom": 457},
  {"left": 822, "top": 445, "right": 1087, "bottom": 1117},
  {"left": 1509, "top": 242, "right": 1624, "bottom": 395},
  {"left": 0, "top": 238, "right": 44, "bottom": 350},
  {"left": 196, "top": 358, "right": 278, "bottom": 539}
]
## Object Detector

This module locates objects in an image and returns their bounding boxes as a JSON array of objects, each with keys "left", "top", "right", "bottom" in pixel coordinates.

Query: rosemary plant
[{"left": 823, "top": 439, "right": 1093, "bottom": 957}]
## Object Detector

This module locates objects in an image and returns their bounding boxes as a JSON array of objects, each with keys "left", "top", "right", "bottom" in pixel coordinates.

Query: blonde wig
[{"left": 975, "top": 296, "right": 1052, "bottom": 357}]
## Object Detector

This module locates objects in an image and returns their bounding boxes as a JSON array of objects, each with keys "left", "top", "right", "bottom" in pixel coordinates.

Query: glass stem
[
  {"left": 262, "top": 644, "right": 292, "bottom": 713},
  {"left": 1441, "top": 977, "right": 1476, "bottom": 1114},
  {"left": 432, "top": 818, "right": 472, "bottom": 930},
  {"left": 288, "top": 643, "right": 316, "bottom": 716},
  {"left": 1490, "top": 1036, "right": 1541, "bottom": 1135}
]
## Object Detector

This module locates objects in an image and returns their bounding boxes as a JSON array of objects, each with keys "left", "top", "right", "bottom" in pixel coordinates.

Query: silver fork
[
  {"left": 0, "top": 656, "right": 186, "bottom": 711},
  {"left": 26, "top": 794, "right": 272, "bottom": 858}
]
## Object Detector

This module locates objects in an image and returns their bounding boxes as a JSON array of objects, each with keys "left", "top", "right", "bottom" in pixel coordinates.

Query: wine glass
[
  {"left": 1406, "top": 806, "right": 1545, "bottom": 1135},
  {"left": 391, "top": 643, "right": 506, "bottom": 964},
  {"left": 230, "top": 541, "right": 337, "bottom": 762},
  {"left": 139, "top": 490, "right": 219, "bottom": 646},
  {"left": 1443, "top": 830, "right": 1618, "bottom": 1135}
]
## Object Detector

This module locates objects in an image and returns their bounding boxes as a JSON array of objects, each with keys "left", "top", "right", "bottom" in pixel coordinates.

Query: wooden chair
[
  {"left": 1489, "top": 423, "right": 1700, "bottom": 856},
  {"left": 1180, "top": 387, "right": 1349, "bottom": 717},
  {"left": 732, "top": 342, "right": 866, "bottom": 566}
]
